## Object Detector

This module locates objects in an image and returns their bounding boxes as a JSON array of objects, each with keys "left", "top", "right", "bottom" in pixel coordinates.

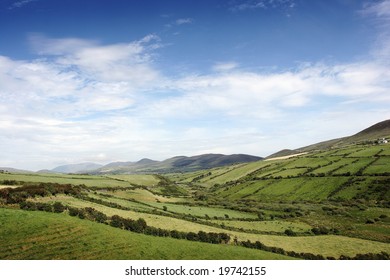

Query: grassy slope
[
  {"left": 0, "top": 208, "right": 292, "bottom": 260},
  {"left": 0, "top": 173, "right": 132, "bottom": 188},
  {"left": 198, "top": 144, "right": 390, "bottom": 202},
  {"left": 29, "top": 195, "right": 390, "bottom": 258}
]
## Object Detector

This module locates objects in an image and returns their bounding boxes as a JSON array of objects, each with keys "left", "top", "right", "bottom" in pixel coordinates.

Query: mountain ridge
[
  {"left": 51, "top": 162, "right": 103, "bottom": 174},
  {"left": 266, "top": 119, "right": 390, "bottom": 159},
  {"left": 4, "top": 119, "right": 389, "bottom": 173},
  {"left": 95, "top": 153, "right": 263, "bottom": 174}
]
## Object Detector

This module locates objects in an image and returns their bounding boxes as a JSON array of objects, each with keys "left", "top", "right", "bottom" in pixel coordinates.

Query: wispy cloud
[
  {"left": 175, "top": 18, "right": 193, "bottom": 25},
  {"left": 361, "top": 0, "right": 390, "bottom": 58},
  {"left": 362, "top": 0, "right": 390, "bottom": 19},
  {"left": 165, "top": 17, "right": 194, "bottom": 29},
  {"left": 212, "top": 62, "right": 238, "bottom": 72},
  {"left": 230, "top": 0, "right": 295, "bottom": 12},
  {"left": 8, "top": 0, "right": 36, "bottom": 10}
]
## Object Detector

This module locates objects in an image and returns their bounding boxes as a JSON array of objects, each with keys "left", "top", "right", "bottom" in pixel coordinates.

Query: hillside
[
  {"left": 174, "top": 143, "right": 390, "bottom": 204},
  {"left": 1, "top": 140, "right": 389, "bottom": 260},
  {"left": 0, "top": 208, "right": 290, "bottom": 260},
  {"left": 296, "top": 119, "right": 390, "bottom": 153},
  {"left": 51, "top": 162, "right": 103, "bottom": 174},
  {"left": 349, "top": 119, "right": 390, "bottom": 142},
  {"left": 95, "top": 153, "right": 263, "bottom": 174},
  {"left": 0, "top": 167, "right": 32, "bottom": 174},
  {"left": 266, "top": 149, "right": 301, "bottom": 159}
]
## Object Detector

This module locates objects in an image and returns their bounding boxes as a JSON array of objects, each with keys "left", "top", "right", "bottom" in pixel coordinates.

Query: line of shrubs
[
  {"left": 0, "top": 182, "right": 82, "bottom": 204},
  {"left": 17, "top": 201, "right": 390, "bottom": 259},
  {"left": 18, "top": 201, "right": 231, "bottom": 245},
  {"left": 240, "top": 239, "right": 390, "bottom": 260}
]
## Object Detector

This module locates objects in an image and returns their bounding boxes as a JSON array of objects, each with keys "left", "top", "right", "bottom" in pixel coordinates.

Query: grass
[
  {"left": 0, "top": 208, "right": 292, "bottom": 260},
  {"left": 235, "top": 233, "right": 390, "bottom": 258},
  {"left": 333, "top": 158, "right": 375, "bottom": 175},
  {"left": 218, "top": 177, "right": 349, "bottom": 202},
  {"left": 348, "top": 146, "right": 385, "bottom": 157},
  {"left": 310, "top": 158, "right": 354, "bottom": 175},
  {"left": 29, "top": 195, "right": 234, "bottom": 234},
  {"left": 28, "top": 195, "right": 390, "bottom": 258},
  {"left": 0, "top": 173, "right": 131, "bottom": 188},
  {"left": 1, "top": 142, "right": 389, "bottom": 259},
  {"left": 211, "top": 220, "right": 312, "bottom": 233},
  {"left": 364, "top": 157, "right": 390, "bottom": 174},
  {"left": 110, "top": 189, "right": 184, "bottom": 203},
  {"left": 103, "top": 174, "right": 160, "bottom": 187},
  {"left": 144, "top": 202, "right": 258, "bottom": 219}
]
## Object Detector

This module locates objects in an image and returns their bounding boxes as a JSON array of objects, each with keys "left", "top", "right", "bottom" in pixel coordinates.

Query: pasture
[
  {"left": 1, "top": 142, "right": 389, "bottom": 259},
  {"left": 0, "top": 208, "right": 291, "bottom": 260}
]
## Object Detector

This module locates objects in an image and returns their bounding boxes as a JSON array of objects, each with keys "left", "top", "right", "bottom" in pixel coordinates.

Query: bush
[
  {"left": 68, "top": 207, "right": 79, "bottom": 217},
  {"left": 284, "top": 229, "right": 297, "bottom": 236},
  {"left": 53, "top": 202, "right": 66, "bottom": 213}
]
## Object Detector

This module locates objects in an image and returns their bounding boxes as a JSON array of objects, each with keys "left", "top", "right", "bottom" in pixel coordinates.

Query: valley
[
  {"left": 0, "top": 121, "right": 390, "bottom": 260},
  {"left": 1, "top": 121, "right": 389, "bottom": 260}
]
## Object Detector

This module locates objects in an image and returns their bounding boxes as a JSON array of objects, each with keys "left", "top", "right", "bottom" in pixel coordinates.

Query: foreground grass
[
  {"left": 29, "top": 195, "right": 390, "bottom": 258},
  {"left": 0, "top": 208, "right": 292, "bottom": 260}
]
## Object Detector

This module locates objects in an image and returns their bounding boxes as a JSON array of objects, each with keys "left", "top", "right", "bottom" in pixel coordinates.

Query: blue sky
[{"left": 1, "top": 0, "right": 390, "bottom": 170}]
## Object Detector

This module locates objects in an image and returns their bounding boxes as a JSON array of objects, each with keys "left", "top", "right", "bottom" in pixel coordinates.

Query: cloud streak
[
  {"left": 8, "top": 0, "right": 36, "bottom": 10},
  {"left": 175, "top": 18, "right": 193, "bottom": 25},
  {"left": 230, "top": 0, "right": 295, "bottom": 12}
]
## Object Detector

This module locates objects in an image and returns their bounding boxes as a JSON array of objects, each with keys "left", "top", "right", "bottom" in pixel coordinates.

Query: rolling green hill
[
  {"left": 177, "top": 144, "right": 390, "bottom": 203},
  {"left": 0, "top": 208, "right": 292, "bottom": 260},
  {"left": 1, "top": 120, "right": 389, "bottom": 260},
  {"left": 95, "top": 154, "right": 263, "bottom": 174},
  {"left": 297, "top": 119, "right": 390, "bottom": 153}
]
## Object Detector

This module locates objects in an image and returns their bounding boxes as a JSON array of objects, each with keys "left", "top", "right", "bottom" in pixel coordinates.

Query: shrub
[
  {"left": 284, "top": 229, "right": 297, "bottom": 236},
  {"left": 53, "top": 202, "right": 66, "bottom": 213}
]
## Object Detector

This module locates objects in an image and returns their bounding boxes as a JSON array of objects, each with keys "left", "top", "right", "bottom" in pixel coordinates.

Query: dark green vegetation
[
  {"left": 1, "top": 121, "right": 389, "bottom": 259},
  {"left": 46, "top": 154, "right": 263, "bottom": 174}
]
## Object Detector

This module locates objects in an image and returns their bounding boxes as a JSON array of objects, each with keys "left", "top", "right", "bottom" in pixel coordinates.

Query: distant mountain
[
  {"left": 136, "top": 158, "right": 159, "bottom": 165},
  {"left": 51, "top": 162, "right": 103, "bottom": 174},
  {"left": 267, "top": 119, "right": 390, "bottom": 157},
  {"left": 95, "top": 154, "right": 263, "bottom": 174},
  {"left": 0, "top": 167, "right": 32, "bottom": 173}
]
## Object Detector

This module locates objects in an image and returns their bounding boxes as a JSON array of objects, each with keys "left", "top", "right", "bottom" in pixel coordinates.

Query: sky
[{"left": 0, "top": 0, "right": 390, "bottom": 171}]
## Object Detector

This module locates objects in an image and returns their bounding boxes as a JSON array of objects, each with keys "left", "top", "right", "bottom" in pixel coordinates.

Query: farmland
[{"left": 0, "top": 142, "right": 389, "bottom": 259}]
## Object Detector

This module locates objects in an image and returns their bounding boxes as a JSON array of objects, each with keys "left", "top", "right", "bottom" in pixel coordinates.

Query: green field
[
  {"left": 0, "top": 173, "right": 133, "bottom": 188},
  {"left": 1, "top": 142, "right": 389, "bottom": 259},
  {"left": 0, "top": 208, "right": 291, "bottom": 260},
  {"left": 104, "top": 174, "right": 161, "bottom": 187}
]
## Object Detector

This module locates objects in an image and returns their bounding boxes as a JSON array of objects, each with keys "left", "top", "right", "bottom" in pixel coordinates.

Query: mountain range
[
  {"left": 3, "top": 119, "right": 389, "bottom": 174},
  {"left": 56, "top": 154, "right": 263, "bottom": 174}
]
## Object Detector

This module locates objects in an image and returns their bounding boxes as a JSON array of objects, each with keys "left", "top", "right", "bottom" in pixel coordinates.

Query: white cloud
[
  {"left": 361, "top": 0, "right": 390, "bottom": 59},
  {"left": 1, "top": 23, "right": 390, "bottom": 170},
  {"left": 212, "top": 62, "right": 238, "bottom": 72},
  {"left": 362, "top": 0, "right": 390, "bottom": 18},
  {"left": 230, "top": 0, "right": 296, "bottom": 12},
  {"left": 8, "top": 0, "right": 36, "bottom": 10},
  {"left": 175, "top": 18, "right": 193, "bottom": 25}
]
